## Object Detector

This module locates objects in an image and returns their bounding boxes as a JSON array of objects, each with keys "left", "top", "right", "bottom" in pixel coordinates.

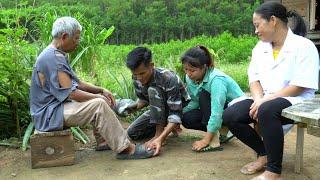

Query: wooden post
[
  {"left": 310, "top": 0, "right": 316, "bottom": 30},
  {"left": 295, "top": 123, "right": 305, "bottom": 173}
]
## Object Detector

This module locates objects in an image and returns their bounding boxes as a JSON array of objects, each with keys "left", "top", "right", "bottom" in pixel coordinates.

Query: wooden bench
[
  {"left": 281, "top": 97, "right": 320, "bottom": 173},
  {"left": 30, "top": 129, "right": 75, "bottom": 169}
]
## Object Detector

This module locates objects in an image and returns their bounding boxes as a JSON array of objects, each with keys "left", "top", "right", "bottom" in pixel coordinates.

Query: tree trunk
[
  {"left": 9, "top": 96, "right": 20, "bottom": 138},
  {"left": 165, "top": 31, "right": 168, "bottom": 42},
  {"left": 116, "top": 31, "right": 119, "bottom": 45},
  {"left": 180, "top": 29, "right": 184, "bottom": 41}
]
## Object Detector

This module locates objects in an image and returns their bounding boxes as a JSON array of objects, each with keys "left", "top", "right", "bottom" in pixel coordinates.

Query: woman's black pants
[
  {"left": 182, "top": 90, "right": 211, "bottom": 132},
  {"left": 222, "top": 98, "right": 293, "bottom": 174}
]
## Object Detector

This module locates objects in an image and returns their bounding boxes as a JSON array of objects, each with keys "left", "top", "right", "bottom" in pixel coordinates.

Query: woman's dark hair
[
  {"left": 255, "top": 1, "right": 307, "bottom": 37},
  {"left": 180, "top": 45, "right": 214, "bottom": 68},
  {"left": 126, "top": 46, "right": 152, "bottom": 70}
]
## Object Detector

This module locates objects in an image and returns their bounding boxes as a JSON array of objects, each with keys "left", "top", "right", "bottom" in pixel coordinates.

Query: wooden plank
[
  {"left": 306, "top": 31, "right": 320, "bottom": 40},
  {"left": 310, "top": 0, "right": 316, "bottom": 30},
  {"left": 307, "top": 125, "right": 320, "bottom": 137},
  {"left": 282, "top": 0, "right": 309, "bottom": 28},
  {"left": 31, "top": 130, "right": 75, "bottom": 169},
  {"left": 282, "top": 0, "right": 308, "bottom": 16}
]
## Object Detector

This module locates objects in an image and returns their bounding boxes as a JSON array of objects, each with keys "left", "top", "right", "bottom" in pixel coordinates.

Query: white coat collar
[{"left": 262, "top": 28, "right": 296, "bottom": 68}]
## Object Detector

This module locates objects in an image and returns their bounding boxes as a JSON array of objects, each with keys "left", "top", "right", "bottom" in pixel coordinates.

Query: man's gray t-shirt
[{"left": 30, "top": 45, "right": 79, "bottom": 132}]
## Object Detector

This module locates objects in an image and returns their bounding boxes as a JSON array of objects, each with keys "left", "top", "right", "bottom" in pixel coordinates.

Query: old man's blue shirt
[{"left": 30, "top": 45, "right": 79, "bottom": 132}]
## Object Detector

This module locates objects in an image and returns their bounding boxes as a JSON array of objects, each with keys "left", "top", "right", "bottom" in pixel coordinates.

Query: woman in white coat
[{"left": 223, "top": 2, "right": 319, "bottom": 180}]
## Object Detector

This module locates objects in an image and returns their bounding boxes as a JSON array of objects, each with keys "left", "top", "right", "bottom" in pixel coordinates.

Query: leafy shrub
[{"left": 0, "top": 14, "right": 37, "bottom": 139}]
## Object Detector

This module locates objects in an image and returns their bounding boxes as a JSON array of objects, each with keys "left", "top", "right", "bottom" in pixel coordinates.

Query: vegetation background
[{"left": 0, "top": 0, "right": 260, "bottom": 142}]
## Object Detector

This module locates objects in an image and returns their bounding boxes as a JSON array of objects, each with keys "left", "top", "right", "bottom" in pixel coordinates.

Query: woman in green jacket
[{"left": 181, "top": 45, "right": 245, "bottom": 152}]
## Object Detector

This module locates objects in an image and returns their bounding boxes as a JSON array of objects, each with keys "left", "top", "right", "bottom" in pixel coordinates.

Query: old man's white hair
[{"left": 51, "top": 16, "right": 82, "bottom": 39}]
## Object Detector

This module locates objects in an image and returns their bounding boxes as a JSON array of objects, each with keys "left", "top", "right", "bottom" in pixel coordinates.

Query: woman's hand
[{"left": 249, "top": 97, "right": 270, "bottom": 121}]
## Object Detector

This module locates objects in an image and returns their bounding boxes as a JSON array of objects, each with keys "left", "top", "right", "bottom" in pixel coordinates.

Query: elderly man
[{"left": 29, "top": 17, "right": 153, "bottom": 159}]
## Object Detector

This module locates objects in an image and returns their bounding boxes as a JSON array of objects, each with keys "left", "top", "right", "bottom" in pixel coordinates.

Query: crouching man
[{"left": 124, "top": 47, "right": 190, "bottom": 156}]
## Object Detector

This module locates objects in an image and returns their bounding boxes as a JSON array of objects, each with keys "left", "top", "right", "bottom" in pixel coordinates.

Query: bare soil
[{"left": 0, "top": 123, "right": 319, "bottom": 180}]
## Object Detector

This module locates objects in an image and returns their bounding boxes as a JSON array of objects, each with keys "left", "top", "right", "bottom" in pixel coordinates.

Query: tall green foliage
[{"left": 0, "top": 4, "right": 36, "bottom": 139}]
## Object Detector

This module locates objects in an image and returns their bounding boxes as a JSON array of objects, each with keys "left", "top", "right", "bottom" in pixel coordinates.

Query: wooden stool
[{"left": 30, "top": 129, "right": 75, "bottom": 169}]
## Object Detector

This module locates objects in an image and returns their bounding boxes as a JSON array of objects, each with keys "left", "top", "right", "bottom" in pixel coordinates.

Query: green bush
[{"left": 0, "top": 16, "right": 37, "bottom": 139}]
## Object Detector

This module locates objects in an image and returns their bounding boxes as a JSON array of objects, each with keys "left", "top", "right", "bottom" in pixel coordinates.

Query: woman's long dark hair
[{"left": 255, "top": 1, "right": 307, "bottom": 36}]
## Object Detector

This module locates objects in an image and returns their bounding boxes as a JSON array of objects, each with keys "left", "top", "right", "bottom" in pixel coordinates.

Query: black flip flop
[
  {"left": 116, "top": 143, "right": 154, "bottom": 160},
  {"left": 193, "top": 145, "right": 223, "bottom": 153}
]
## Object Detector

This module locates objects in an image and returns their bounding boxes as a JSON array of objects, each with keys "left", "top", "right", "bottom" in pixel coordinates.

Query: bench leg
[{"left": 295, "top": 125, "right": 304, "bottom": 173}]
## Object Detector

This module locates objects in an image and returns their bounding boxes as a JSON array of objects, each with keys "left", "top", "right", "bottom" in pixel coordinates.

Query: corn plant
[{"left": 69, "top": 14, "right": 115, "bottom": 72}]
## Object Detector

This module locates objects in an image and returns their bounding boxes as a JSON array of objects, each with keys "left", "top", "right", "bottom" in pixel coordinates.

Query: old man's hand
[{"left": 102, "top": 89, "right": 115, "bottom": 107}]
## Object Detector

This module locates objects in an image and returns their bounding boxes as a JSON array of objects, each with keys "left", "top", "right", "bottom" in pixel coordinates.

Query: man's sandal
[
  {"left": 95, "top": 144, "right": 111, "bottom": 151},
  {"left": 116, "top": 143, "right": 154, "bottom": 160},
  {"left": 193, "top": 145, "right": 223, "bottom": 153},
  {"left": 240, "top": 162, "right": 265, "bottom": 175}
]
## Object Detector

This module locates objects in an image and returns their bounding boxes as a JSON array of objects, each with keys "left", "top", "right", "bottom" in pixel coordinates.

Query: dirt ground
[{"left": 0, "top": 123, "right": 319, "bottom": 180}]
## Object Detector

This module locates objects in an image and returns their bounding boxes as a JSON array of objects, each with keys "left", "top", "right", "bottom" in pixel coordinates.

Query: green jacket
[{"left": 183, "top": 68, "right": 244, "bottom": 133}]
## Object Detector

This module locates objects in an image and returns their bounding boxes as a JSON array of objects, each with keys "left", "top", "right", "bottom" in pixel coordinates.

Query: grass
[
  {"left": 218, "top": 61, "right": 249, "bottom": 92},
  {"left": 77, "top": 56, "right": 250, "bottom": 99}
]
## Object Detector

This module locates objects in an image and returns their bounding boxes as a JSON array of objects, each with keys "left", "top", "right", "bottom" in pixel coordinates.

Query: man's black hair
[{"left": 126, "top": 47, "right": 152, "bottom": 70}]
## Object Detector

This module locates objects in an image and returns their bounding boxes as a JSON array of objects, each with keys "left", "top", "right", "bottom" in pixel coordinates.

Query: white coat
[{"left": 248, "top": 29, "right": 319, "bottom": 105}]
